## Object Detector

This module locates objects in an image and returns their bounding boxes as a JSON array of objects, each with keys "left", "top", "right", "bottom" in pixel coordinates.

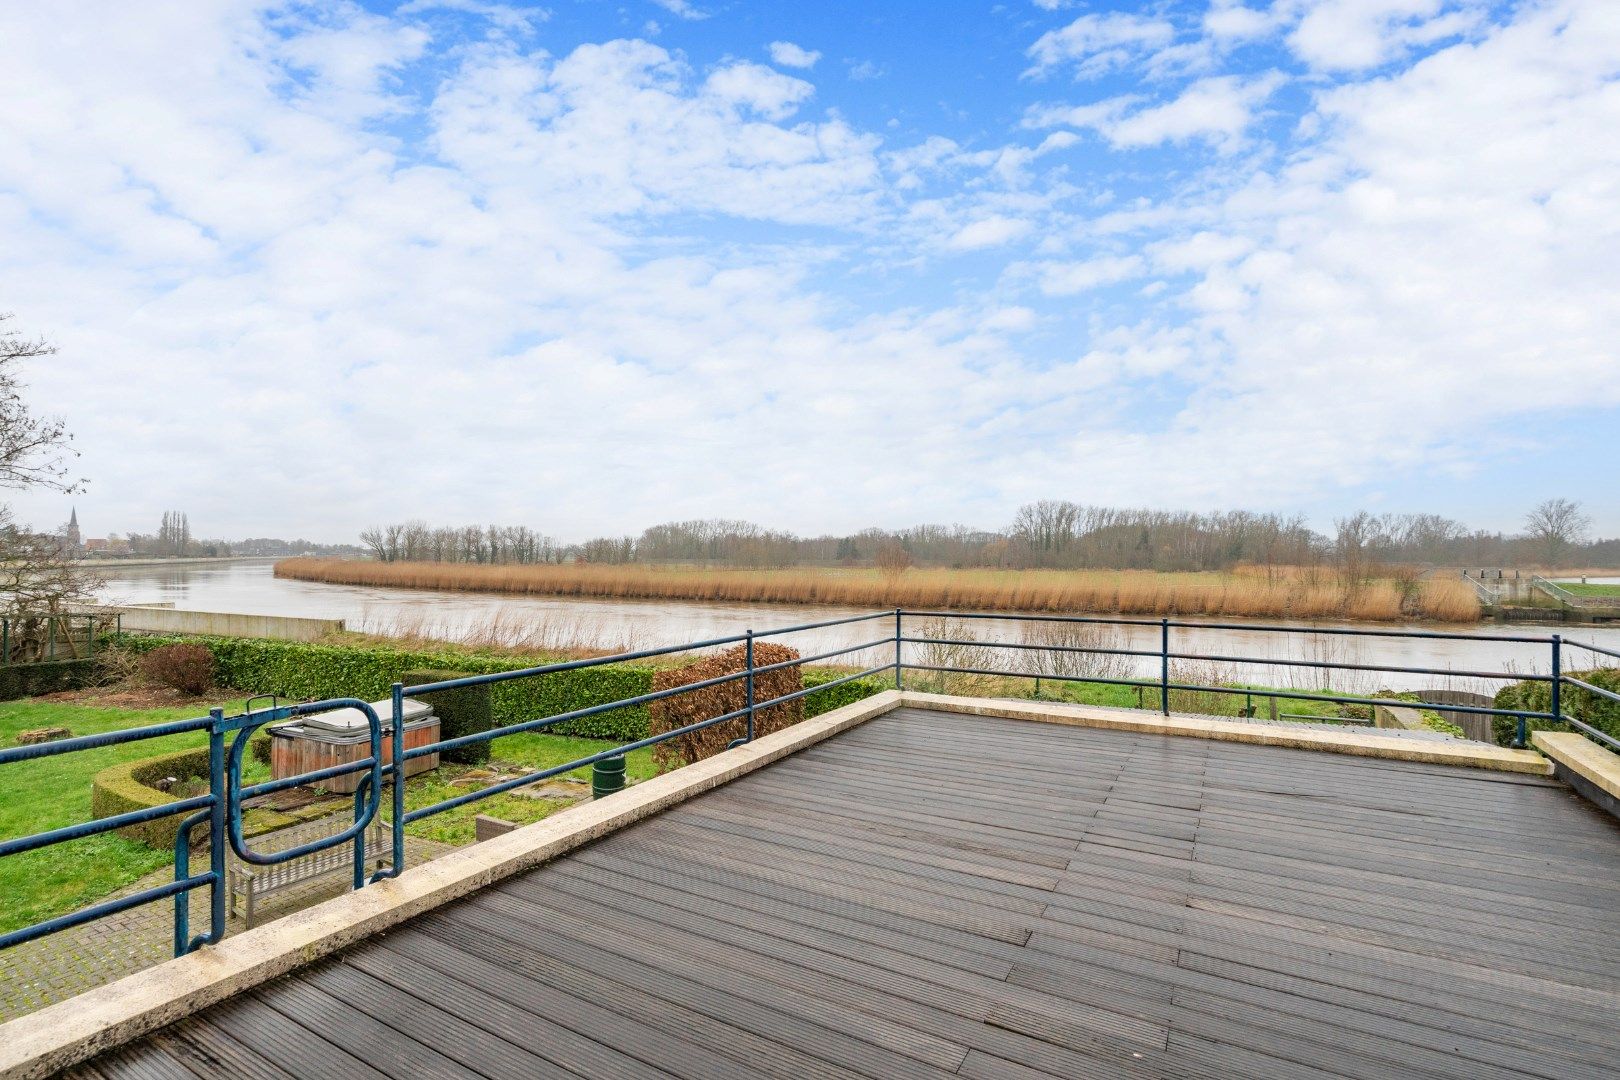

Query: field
[
  {"left": 0, "top": 695, "right": 655, "bottom": 936},
  {"left": 277, "top": 559, "right": 1481, "bottom": 623}
]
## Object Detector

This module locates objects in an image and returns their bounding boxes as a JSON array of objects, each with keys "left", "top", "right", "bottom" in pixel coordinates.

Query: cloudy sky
[{"left": 1, "top": 0, "right": 1616, "bottom": 543}]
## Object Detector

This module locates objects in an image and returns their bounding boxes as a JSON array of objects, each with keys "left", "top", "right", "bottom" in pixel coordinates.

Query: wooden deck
[{"left": 72, "top": 708, "right": 1620, "bottom": 1079}]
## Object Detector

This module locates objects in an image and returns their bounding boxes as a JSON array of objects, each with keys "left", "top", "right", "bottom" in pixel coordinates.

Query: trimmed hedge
[
  {"left": 90, "top": 746, "right": 211, "bottom": 849},
  {"left": 108, "top": 633, "right": 887, "bottom": 745},
  {"left": 1491, "top": 667, "right": 1620, "bottom": 747},
  {"left": 402, "top": 668, "right": 493, "bottom": 765},
  {"left": 0, "top": 657, "right": 97, "bottom": 701}
]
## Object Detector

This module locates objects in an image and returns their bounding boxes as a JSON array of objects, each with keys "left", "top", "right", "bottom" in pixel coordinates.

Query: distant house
[{"left": 83, "top": 537, "right": 131, "bottom": 556}]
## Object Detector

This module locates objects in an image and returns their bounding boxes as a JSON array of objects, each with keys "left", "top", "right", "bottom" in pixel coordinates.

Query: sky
[{"left": 1, "top": 0, "right": 1616, "bottom": 544}]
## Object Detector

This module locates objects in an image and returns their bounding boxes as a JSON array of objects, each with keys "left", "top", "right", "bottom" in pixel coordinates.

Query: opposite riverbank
[{"left": 275, "top": 558, "right": 1481, "bottom": 623}]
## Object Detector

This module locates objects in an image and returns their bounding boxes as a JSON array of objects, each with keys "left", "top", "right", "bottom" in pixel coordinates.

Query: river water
[{"left": 95, "top": 560, "right": 1620, "bottom": 695}]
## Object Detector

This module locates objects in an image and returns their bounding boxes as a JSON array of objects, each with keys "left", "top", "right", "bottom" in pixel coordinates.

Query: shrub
[
  {"left": 90, "top": 747, "right": 211, "bottom": 849},
  {"left": 1492, "top": 668, "right": 1620, "bottom": 747},
  {"left": 0, "top": 657, "right": 96, "bottom": 701},
  {"left": 402, "top": 668, "right": 493, "bottom": 765},
  {"left": 140, "top": 643, "right": 215, "bottom": 695},
  {"left": 647, "top": 643, "right": 805, "bottom": 771}
]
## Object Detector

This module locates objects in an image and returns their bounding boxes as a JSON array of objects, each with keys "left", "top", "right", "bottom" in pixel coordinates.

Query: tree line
[{"left": 358, "top": 498, "right": 1612, "bottom": 572}]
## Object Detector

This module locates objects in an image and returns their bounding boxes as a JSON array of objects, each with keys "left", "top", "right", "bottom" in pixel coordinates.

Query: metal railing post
[
  {"left": 1548, "top": 634, "right": 1563, "bottom": 736},
  {"left": 1160, "top": 618, "right": 1171, "bottom": 715},
  {"left": 206, "top": 716, "right": 226, "bottom": 944},
  {"left": 389, "top": 683, "right": 406, "bottom": 878},
  {"left": 745, "top": 629, "right": 756, "bottom": 743},
  {"left": 894, "top": 609, "right": 904, "bottom": 691}
]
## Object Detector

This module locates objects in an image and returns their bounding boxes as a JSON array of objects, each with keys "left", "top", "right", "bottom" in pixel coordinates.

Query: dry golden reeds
[{"left": 276, "top": 559, "right": 1481, "bottom": 624}]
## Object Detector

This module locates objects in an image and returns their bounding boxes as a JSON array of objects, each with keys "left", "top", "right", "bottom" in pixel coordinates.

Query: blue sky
[{"left": 1, "top": 0, "right": 1616, "bottom": 543}]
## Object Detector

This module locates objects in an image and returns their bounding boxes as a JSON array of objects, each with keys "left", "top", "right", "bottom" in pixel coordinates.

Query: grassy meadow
[{"left": 277, "top": 558, "right": 1482, "bottom": 623}]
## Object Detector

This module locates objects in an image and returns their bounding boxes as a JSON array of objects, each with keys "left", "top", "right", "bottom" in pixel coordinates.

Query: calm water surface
[{"left": 96, "top": 561, "right": 1620, "bottom": 694}]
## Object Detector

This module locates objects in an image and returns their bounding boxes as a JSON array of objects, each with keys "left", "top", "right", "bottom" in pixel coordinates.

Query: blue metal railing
[{"left": 0, "top": 608, "right": 1616, "bottom": 959}]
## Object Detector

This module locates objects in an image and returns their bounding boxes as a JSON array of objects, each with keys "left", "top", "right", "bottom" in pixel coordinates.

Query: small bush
[
  {"left": 403, "top": 668, "right": 493, "bottom": 765},
  {"left": 647, "top": 643, "right": 804, "bottom": 772},
  {"left": 140, "top": 643, "right": 215, "bottom": 695}
]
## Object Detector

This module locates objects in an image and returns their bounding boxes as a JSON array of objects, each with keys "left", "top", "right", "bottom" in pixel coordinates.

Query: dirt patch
[{"left": 36, "top": 684, "right": 226, "bottom": 710}]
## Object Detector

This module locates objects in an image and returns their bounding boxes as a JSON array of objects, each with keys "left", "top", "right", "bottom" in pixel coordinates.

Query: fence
[
  {"left": 0, "top": 609, "right": 1616, "bottom": 961},
  {"left": 0, "top": 614, "right": 104, "bottom": 665}
]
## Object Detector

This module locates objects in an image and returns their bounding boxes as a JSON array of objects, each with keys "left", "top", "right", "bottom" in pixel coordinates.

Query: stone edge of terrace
[
  {"left": 900, "top": 692, "right": 1553, "bottom": 775},
  {"left": 0, "top": 690, "right": 904, "bottom": 1080}
]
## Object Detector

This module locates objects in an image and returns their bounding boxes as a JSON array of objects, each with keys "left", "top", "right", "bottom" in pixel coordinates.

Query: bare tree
[
  {"left": 0, "top": 314, "right": 96, "bottom": 616},
  {"left": 1, "top": 314, "right": 83, "bottom": 494},
  {"left": 1523, "top": 499, "right": 1591, "bottom": 567},
  {"left": 874, "top": 539, "right": 913, "bottom": 582}
]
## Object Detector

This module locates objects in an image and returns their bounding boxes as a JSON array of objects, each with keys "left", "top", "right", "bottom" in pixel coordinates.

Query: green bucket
[{"left": 591, "top": 756, "right": 627, "bottom": 800}]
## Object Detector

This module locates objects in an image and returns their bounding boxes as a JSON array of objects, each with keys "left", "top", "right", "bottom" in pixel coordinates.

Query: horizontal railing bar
[
  {"left": 403, "top": 631, "right": 757, "bottom": 696},
  {"left": 407, "top": 667, "right": 755, "bottom": 760},
  {"left": 1563, "top": 676, "right": 1620, "bottom": 705},
  {"left": 0, "top": 714, "right": 213, "bottom": 766},
  {"left": 899, "top": 663, "right": 1554, "bottom": 719},
  {"left": 0, "top": 794, "right": 215, "bottom": 858},
  {"left": 404, "top": 705, "right": 753, "bottom": 822},
  {"left": 405, "top": 661, "right": 892, "bottom": 824},
  {"left": 235, "top": 757, "right": 379, "bottom": 800},
  {"left": 1162, "top": 651, "right": 1547, "bottom": 683},
  {"left": 1565, "top": 638, "right": 1620, "bottom": 662},
  {"left": 900, "top": 635, "right": 1162, "bottom": 659},
  {"left": 752, "top": 662, "right": 893, "bottom": 710},
  {"left": 901, "top": 634, "right": 1549, "bottom": 681},
  {"left": 899, "top": 610, "right": 1558, "bottom": 644},
  {"left": 752, "top": 610, "right": 894, "bottom": 639},
  {"left": 751, "top": 636, "right": 895, "bottom": 676},
  {"left": 0, "top": 873, "right": 213, "bottom": 952},
  {"left": 1559, "top": 714, "right": 1620, "bottom": 754}
]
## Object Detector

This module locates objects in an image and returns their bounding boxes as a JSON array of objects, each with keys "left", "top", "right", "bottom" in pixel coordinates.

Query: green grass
[
  {"left": 1557, "top": 582, "right": 1620, "bottom": 598},
  {"left": 0, "top": 697, "right": 656, "bottom": 935},
  {"left": 0, "top": 697, "right": 250, "bottom": 935}
]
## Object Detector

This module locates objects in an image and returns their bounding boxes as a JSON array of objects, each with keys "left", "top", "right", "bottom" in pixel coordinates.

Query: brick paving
[{"left": 0, "top": 820, "right": 456, "bottom": 1022}]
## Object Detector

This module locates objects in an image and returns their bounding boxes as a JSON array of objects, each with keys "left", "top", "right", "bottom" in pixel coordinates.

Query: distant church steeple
[{"left": 64, "top": 507, "right": 81, "bottom": 550}]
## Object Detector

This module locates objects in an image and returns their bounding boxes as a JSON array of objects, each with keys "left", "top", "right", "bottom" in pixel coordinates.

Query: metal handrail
[{"left": 1, "top": 606, "right": 1615, "bottom": 961}]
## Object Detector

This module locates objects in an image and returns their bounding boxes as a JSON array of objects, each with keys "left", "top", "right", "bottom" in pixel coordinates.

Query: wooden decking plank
[
  {"left": 253, "top": 976, "right": 485, "bottom": 1079},
  {"left": 439, "top": 898, "right": 971, "bottom": 1077},
  {"left": 305, "top": 960, "right": 589, "bottom": 1080},
  {"left": 381, "top": 923, "right": 850, "bottom": 1080}
]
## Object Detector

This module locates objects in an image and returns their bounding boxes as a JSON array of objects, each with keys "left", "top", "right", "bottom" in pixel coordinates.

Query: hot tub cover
[{"left": 301, "top": 697, "right": 434, "bottom": 735}]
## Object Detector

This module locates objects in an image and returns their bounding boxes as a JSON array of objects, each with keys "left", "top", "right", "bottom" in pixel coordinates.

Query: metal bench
[{"left": 227, "top": 817, "right": 390, "bottom": 929}]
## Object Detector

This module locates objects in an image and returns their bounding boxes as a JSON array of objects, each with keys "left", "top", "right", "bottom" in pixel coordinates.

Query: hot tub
[{"left": 269, "top": 697, "right": 441, "bottom": 793}]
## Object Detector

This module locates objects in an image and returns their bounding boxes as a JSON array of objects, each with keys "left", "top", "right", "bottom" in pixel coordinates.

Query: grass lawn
[
  {"left": 1557, "top": 582, "right": 1620, "bottom": 598},
  {"left": 0, "top": 697, "right": 252, "bottom": 936},
  {"left": 0, "top": 696, "right": 655, "bottom": 935}
]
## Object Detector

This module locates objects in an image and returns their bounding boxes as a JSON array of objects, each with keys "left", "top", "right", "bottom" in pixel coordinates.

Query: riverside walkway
[{"left": 63, "top": 706, "right": 1620, "bottom": 1080}]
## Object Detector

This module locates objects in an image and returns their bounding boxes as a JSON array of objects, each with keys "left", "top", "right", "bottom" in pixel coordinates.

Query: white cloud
[
  {"left": 1034, "top": 254, "right": 1145, "bottom": 295},
  {"left": 1289, "top": 0, "right": 1484, "bottom": 72},
  {"left": 947, "top": 216, "right": 1033, "bottom": 250},
  {"left": 767, "top": 41, "right": 820, "bottom": 69},
  {"left": 1033, "top": 74, "right": 1284, "bottom": 151},
  {"left": 649, "top": 0, "right": 707, "bottom": 20},
  {"left": 1025, "top": 12, "right": 1176, "bottom": 78}
]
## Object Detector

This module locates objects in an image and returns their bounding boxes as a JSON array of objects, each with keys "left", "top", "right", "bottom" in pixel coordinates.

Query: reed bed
[{"left": 278, "top": 559, "right": 1482, "bottom": 623}]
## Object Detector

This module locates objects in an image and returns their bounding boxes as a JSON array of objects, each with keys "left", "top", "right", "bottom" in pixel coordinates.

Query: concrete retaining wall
[{"left": 106, "top": 606, "right": 342, "bottom": 642}]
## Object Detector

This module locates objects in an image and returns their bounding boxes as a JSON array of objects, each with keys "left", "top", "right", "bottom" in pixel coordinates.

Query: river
[{"left": 94, "top": 560, "right": 1620, "bottom": 694}]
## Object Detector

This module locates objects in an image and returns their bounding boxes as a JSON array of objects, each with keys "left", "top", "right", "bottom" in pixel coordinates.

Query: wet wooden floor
[{"left": 74, "top": 708, "right": 1620, "bottom": 1079}]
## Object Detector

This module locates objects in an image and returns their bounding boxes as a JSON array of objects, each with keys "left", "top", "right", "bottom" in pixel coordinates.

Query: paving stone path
[{"left": 0, "top": 820, "right": 455, "bottom": 1021}]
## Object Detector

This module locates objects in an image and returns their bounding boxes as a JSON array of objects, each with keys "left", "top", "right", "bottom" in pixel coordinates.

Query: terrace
[{"left": 3, "top": 613, "right": 1619, "bottom": 1079}]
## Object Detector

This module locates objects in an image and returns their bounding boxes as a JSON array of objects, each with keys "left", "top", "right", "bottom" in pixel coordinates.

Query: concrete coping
[
  {"left": 899, "top": 692, "right": 1552, "bottom": 775},
  {"left": 1534, "top": 730, "right": 1620, "bottom": 802},
  {"left": 0, "top": 687, "right": 1556, "bottom": 1077}
]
